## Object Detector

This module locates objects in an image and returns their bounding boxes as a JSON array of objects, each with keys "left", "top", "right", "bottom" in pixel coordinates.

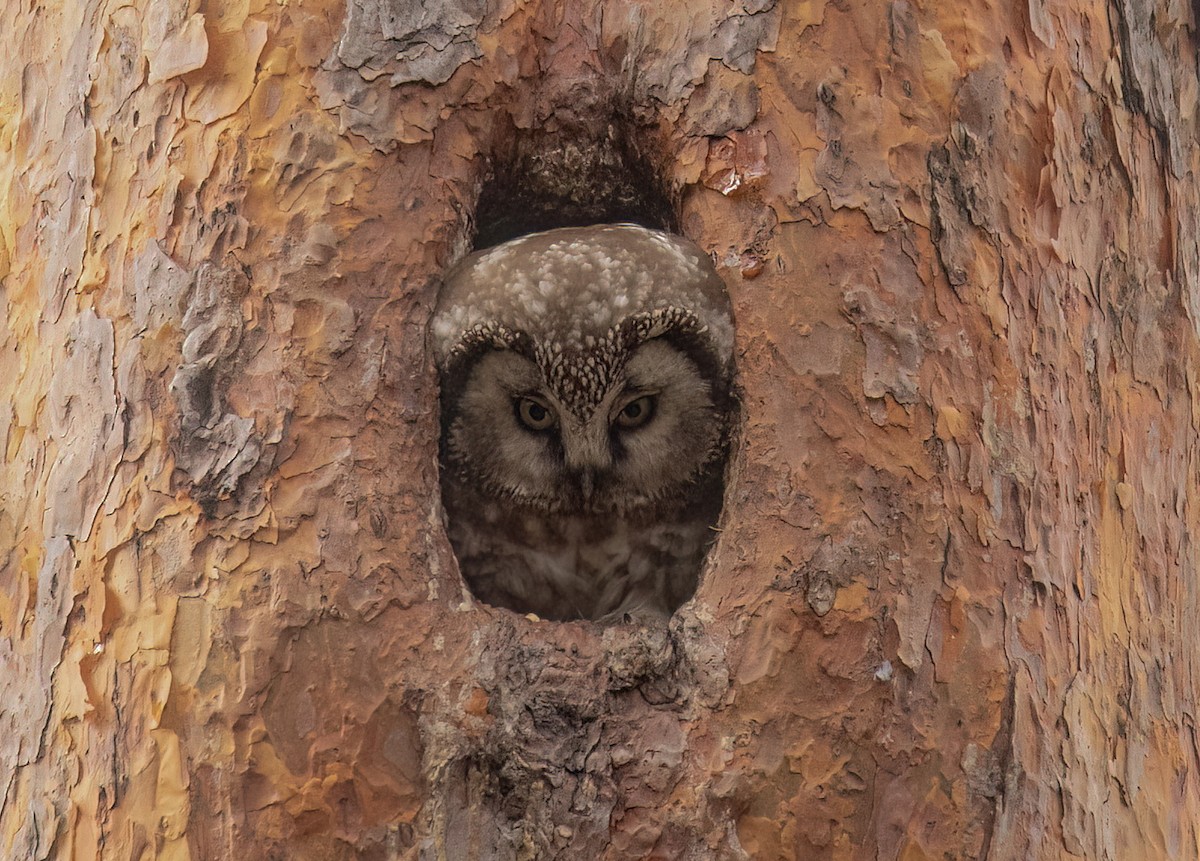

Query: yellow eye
[
  {"left": 615, "top": 395, "right": 655, "bottom": 429},
  {"left": 516, "top": 397, "right": 556, "bottom": 431}
]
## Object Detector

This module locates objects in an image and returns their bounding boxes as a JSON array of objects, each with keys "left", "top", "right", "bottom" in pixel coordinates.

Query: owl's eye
[
  {"left": 615, "top": 395, "right": 656, "bottom": 429},
  {"left": 516, "top": 396, "right": 556, "bottom": 431}
]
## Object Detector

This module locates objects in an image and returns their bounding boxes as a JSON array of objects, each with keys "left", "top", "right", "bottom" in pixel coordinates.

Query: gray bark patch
[
  {"left": 170, "top": 264, "right": 264, "bottom": 511},
  {"left": 335, "top": 0, "right": 495, "bottom": 86}
]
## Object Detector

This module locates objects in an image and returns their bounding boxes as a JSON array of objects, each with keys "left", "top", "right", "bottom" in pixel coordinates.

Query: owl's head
[{"left": 433, "top": 224, "right": 735, "bottom": 515}]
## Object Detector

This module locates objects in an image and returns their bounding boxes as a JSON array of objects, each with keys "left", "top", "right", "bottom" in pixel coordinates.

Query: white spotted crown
[{"left": 432, "top": 224, "right": 735, "bottom": 414}]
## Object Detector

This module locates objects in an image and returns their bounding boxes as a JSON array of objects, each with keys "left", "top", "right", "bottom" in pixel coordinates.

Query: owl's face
[
  {"left": 443, "top": 337, "right": 724, "bottom": 514},
  {"left": 433, "top": 224, "right": 735, "bottom": 517}
]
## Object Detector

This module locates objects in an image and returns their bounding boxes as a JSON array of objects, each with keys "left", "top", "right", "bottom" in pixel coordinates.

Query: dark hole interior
[{"left": 470, "top": 123, "right": 677, "bottom": 249}]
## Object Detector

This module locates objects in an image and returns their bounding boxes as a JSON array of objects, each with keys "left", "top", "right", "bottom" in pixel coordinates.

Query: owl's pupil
[
  {"left": 528, "top": 403, "right": 547, "bottom": 421},
  {"left": 623, "top": 402, "right": 642, "bottom": 419}
]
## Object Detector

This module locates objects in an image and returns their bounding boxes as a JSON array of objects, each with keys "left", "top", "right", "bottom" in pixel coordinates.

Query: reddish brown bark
[{"left": 2, "top": 1, "right": 1199, "bottom": 859}]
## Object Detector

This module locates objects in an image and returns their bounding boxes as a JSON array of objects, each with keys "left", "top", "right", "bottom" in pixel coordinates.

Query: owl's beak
[
  {"left": 578, "top": 469, "right": 596, "bottom": 502},
  {"left": 562, "top": 422, "right": 611, "bottom": 503},
  {"left": 567, "top": 459, "right": 604, "bottom": 503}
]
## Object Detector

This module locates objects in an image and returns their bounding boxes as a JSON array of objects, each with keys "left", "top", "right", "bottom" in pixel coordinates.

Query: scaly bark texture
[{"left": 2, "top": 0, "right": 1198, "bottom": 859}]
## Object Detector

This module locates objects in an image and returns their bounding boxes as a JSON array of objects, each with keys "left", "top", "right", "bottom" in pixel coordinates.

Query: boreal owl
[{"left": 432, "top": 224, "right": 735, "bottom": 622}]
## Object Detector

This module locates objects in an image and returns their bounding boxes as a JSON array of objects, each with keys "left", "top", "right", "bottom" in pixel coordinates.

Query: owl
[{"left": 432, "top": 224, "right": 735, "bottom": 622}]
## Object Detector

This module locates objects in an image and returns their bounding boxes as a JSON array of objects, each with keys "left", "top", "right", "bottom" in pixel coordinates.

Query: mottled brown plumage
[{"left": 433, "top": 224, "right": 735, "bottom": 621}]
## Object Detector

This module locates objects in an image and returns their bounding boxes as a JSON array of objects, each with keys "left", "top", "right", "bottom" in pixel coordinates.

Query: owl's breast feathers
[{"left": 443, "top": 479, "right": 717, "bottom": 621}]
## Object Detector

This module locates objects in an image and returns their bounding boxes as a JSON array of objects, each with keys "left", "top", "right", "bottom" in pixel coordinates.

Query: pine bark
[{"left": 2, "top": 1, "right": 1198, "bottom": 859}]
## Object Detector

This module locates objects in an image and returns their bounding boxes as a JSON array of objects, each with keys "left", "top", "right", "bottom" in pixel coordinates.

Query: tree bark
[{"left": 2, "top": 0, "right": 1198, "bottom": 859}]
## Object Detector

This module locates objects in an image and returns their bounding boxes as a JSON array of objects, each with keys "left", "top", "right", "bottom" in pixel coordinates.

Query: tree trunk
[{"left": 2, "top": 0, "right": 1198, "bottom": 858}]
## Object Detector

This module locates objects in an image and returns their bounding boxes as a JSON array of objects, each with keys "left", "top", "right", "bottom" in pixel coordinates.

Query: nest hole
[{"left": 436, "top": 118, "right": 735, "bottom": 623}]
